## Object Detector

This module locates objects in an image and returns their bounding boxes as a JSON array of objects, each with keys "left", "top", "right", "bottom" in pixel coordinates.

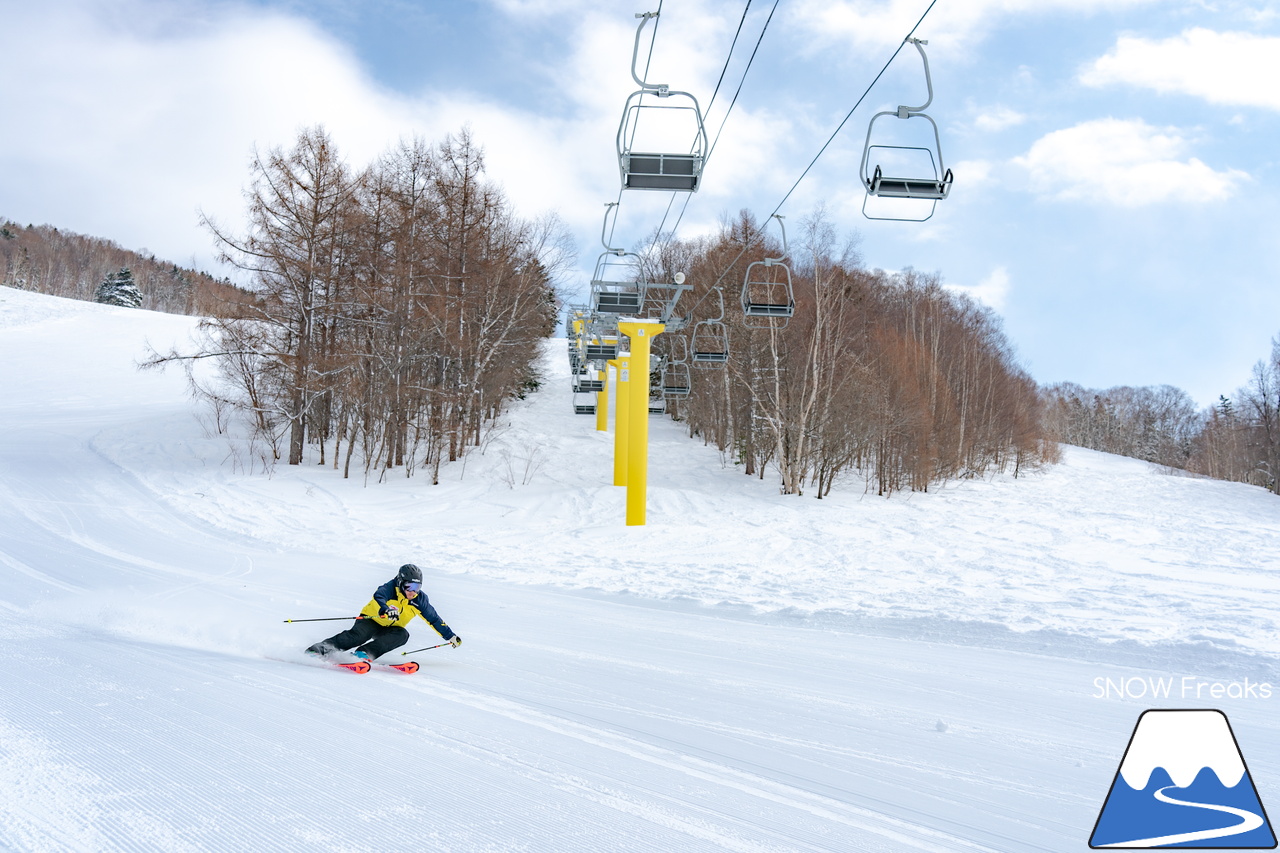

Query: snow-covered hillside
[{"left": 2, "top": 285, "right": 1277, "bottom": 852}]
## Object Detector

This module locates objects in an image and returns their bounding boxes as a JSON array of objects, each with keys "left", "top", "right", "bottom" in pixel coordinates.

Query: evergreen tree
[{"left": 94, "top": 268, "right": 143, "bottom": 308}]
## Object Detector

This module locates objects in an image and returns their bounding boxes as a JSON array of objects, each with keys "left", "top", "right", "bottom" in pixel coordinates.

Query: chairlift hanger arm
[
  {"left": 763, "top": 214, "right": 789, "bottom": 266},
  {"left": 683, "top": 284, "right": 726, "bottom": 324},
  {"left": 898, "top": 38, "right": 933, "bottom": 117},
  {"left": 631, "top": 12, "right": 668, "bottom": 94},
  {"left": 600, "top": 201, "right": 624, "bottom": 254}
]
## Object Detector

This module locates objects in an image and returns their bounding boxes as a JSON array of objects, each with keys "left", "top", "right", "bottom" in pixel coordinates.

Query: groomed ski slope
[{"left": 1, "top": 285, "right": 1277, "bottom": 852}]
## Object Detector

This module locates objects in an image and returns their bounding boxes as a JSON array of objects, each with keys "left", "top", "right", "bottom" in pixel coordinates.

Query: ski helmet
[{"left": 397, "top": 564, "right": 423, "bottom": 585}]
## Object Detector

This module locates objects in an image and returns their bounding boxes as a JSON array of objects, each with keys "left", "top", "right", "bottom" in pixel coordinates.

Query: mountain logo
[{"left": 1090, "top": 709, "right": 1276, "bottom": 848}]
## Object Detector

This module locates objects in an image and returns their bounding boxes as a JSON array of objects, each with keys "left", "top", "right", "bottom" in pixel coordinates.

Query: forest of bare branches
[
  {"left": 639, "top": 211, "right": 1055, "bottom": 497},
  {"left": 150, "top": 126, "right": 570, "bottom": 483},
  {"left": 0, "top": 219, "right": 253, "bottom": 316},
  {"left": 1042, "top": 338, "right": 1280, "bottom": 495}
]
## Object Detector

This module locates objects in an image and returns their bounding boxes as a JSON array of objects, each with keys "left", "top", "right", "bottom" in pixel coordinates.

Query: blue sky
[{"left": 4, "top": 0, "right": 1279, "bottom": 408}]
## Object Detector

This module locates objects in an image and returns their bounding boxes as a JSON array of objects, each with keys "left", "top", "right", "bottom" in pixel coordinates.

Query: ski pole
[
  {"left": 282, "top": 615, "right": 366, "bottom": 623},
  {"left": 401, "top": 642, "right": 452, "bottom": 655}
]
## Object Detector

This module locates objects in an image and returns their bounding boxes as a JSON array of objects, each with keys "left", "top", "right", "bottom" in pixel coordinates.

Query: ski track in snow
[{"left": 2, "top": 286, "right": 1279, "bottom": 851}]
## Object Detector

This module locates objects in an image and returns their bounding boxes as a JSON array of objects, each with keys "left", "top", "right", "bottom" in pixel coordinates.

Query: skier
[{"left": 306, "top": 564, "right": 461, "bottom": 662}]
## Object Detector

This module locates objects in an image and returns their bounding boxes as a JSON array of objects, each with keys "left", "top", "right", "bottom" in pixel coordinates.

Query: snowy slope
[{"left": 1, "top": 285, "right": 1277, "bottom": 852}]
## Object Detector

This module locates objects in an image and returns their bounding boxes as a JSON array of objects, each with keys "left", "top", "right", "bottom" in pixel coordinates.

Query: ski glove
[
  {"left": 449, "top": 635, "right": 462, "bottom": 648},
  {"left": 381, "top": 605, "right": 400, "bottom": 620}
]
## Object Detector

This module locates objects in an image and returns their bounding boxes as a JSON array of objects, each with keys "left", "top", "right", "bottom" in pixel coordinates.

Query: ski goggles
[{"left": 402, "top": 581, "right": 421, "bottom": 594}]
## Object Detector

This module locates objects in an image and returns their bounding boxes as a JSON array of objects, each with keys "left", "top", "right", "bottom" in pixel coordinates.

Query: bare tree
[{"left": 200, "top": 126, "right": 355, "bottom": 465}]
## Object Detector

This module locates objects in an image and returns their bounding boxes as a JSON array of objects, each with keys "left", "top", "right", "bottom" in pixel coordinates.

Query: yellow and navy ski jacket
[{"left": 360, "top": 579, "right": 456, "bottom": 640}]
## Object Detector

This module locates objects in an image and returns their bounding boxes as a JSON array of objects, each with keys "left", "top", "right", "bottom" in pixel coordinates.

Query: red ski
[
  {"left": 331, "top": 659, "right": 371, "bottom": 674},
  {"left": 378, "top": 661, "right": 419, "bottom": 674}
]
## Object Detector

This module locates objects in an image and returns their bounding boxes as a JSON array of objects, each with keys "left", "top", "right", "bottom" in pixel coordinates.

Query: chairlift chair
[
  {"left": 591, "top": 250, "right": 646, "bottom": 315},
  {"left": 617, "top": 12, "right": 708, "bottom": 193},
  {"left": 859, "top": 38, "right": 953, "bottom": 222},
  {"left": 591, "top": 204, "right": 647, "bottom": 315},
  {"left": 692, "top": 287, "right": 730, "bottom": 365},
  {"left": 655, "top": 335, "right": 691, "bottom": 397},
  {"left": 741, "top": 215, "right": 795, "bottom": 327},
  {"left": 661, "top": 359, "right": 691, "bottom": 397},
  {"left": 572, "top": 390, "right": 597, "bottom": 415}
]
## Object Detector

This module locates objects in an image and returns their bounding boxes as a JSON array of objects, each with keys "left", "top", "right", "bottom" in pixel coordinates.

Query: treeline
[
  {"left": 1043, "top": 338, "right": 1280, "bottom": 494},
  {"left": 645, "top": 212, "right": 1054, "bottom": 497},
  {"left": 1041, "top": 383, "right": 1200, "bottom": 468},
  {"left": 153, "top": 126, "right": 569, "bottom": 483},
  {"left": 0, "top": 218, "right": 254, "bottom": 316}
]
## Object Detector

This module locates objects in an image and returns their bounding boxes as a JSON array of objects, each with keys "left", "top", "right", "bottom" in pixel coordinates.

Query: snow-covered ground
[{"left": 2, "top": 284, "right": 1277, "bottom": 852}]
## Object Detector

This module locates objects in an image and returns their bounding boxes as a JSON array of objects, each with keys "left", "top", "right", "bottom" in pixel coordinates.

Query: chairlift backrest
[
  {"left": 617, "top": 12, "right": 708, "bottom": 193},
  {"left": 859, "top": 38, "right": 953, "bottom": 221}
]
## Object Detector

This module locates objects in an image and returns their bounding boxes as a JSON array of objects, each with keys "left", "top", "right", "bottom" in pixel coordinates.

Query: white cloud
[
  {"left": 970, "top": 105, "right": 1026, "bottom": 133},
  {"left": 0, "top": 0, "right": 784, "bottom": 285},
  {"left": 952, "top": 159, "right": 993, "bottom": 186},
  {"left": 790, "top": 0, "right": 1161, "bottom": 53},
  {"left": 0, "top": 2, "right": 425, "bottom": 271},
  {"left": 1010, "top": 118, "right": 1248, "bottom": 206},
  {"left": 946, "top": 266, "right": 1010, "bottom": 311},
  {"left": 1081, "top": 29, "right": 1280, "bottom": 111}
]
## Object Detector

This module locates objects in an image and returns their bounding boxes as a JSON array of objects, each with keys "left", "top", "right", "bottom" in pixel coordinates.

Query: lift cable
[
  {"left": 649, "top": 0, "right": 754, "bottom": 247},
  {"left": 772, "top": 0, "right": 940, "bottom": 215},
  {"left": 663, "top": 0, "right": 781, "bottom": 242},
  {"left": 698, "top": 0, "right": 941, "bottom": 297}
]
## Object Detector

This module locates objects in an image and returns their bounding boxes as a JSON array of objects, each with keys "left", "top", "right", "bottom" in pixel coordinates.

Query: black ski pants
[{"left": 308, "top": 618, "right": 408, "bottom": 660}]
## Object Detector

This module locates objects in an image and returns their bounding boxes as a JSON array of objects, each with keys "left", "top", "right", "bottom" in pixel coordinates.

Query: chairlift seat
[
  {"left": 574, "top": 379, "right": 605, "bottom": 393},
  {"left": 585, "top": 342, "right": 618, "bottom": 360},
  {"left": 867, "top": 165, "right": 952, "bottom": 200},
  {"left": 742, "top": 301, "right": 795, "bottom": 317},
  {"left": 692, "top": 349, "right": 729, "bottom": 363},
  {"left": 574, "top": 403, "right": 597, "bottom": 415},
  {"left": 622, "top": 152, "right": 702, "bottom": 192}
]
